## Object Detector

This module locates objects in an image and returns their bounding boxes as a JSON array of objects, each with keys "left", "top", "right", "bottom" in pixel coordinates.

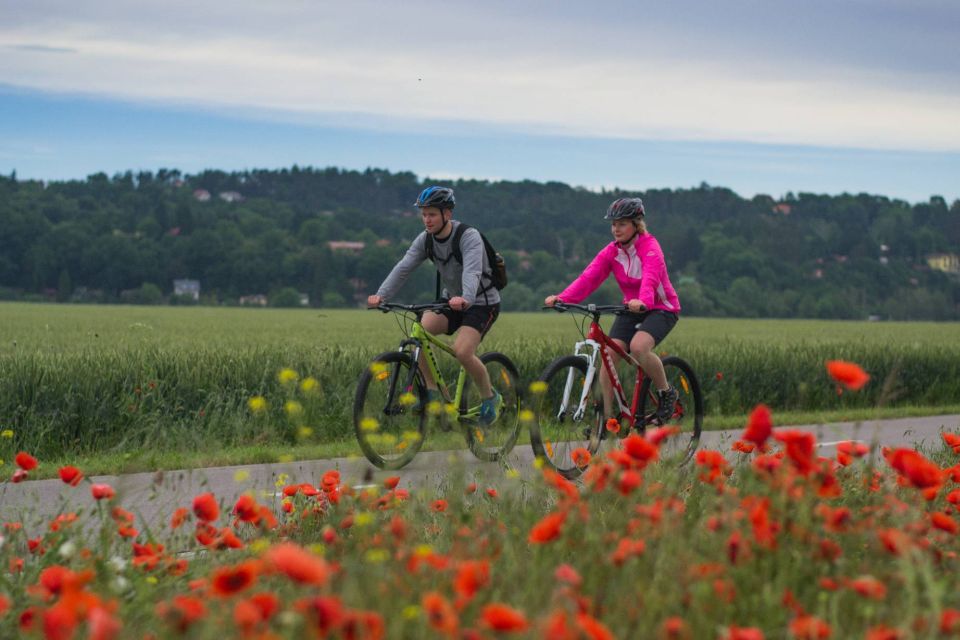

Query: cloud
[{"left": 1, "top": 0, "right": 958, "bottom": 152}]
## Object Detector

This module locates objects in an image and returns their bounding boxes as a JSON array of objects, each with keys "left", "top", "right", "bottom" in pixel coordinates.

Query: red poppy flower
[
  {"left": 646, "top": 426, "right": 680, "bottom": 445},
  {"left": 659, "top": 616, "right": 690, "bottom": 639},
  {"left": 211, "top": 561, "right": 259, "bottom": 597},
  {"left": 773, "top": 430, "right": 816, "bottom": 475},
  {"left": 941, "top": 609, "right": 960, "bottom": 634},
  {"left": 432, "top": 499, "right": 448, "bottom": 513},
  {"left": 554, "top": 563, "right": 582, "bottom": 587},
  {"left": 480, "top": 603, "right": 528, "bottom": 632},
  {"left": 233, "top": 494, "right": 260, "bottom": 523},
  {"left": 885, "top": 448, "right": 942, "bottom": 490},
  {"left": 384, "top": 476, "right": 400, "bottom": 489},
  {"left": 932, "top": 511, "right": 959, "bottom": 534},
  {"left": 605, "top": 418, "right": 621, "bottom": 434},
  {"left": 725, "top": 626, "right": 764, "bottom": 640},
  {"left": 571, "top": 448, "right": 592, "bottom": 468},
  {"left": 825, "top": 360, "right": 870, "bottom": 391},
  {"left": 732, "top": 441, "right": 756, "bottom": 454},
  {"left": 58, "top": 466, "right": 83, "bottom": 486},
  {"left": 576, "top": 612, "right": 614, "bottom": 640},
  {"left": 11, "top": 469, "right": 28, "bottom": 483},
  {"left": 454, "top": 560, "right": 490, "bottom": 601},
  {"left": 264, "top": 542, "right": 330, "bottom": 585},
  {"left": 943, "top": 432, "right": 960, "bottom": 454},
  {"left": 485, "top": 488, "right": 498, "bottom": 499},
  {"left": 422, "top": 592, "right": 458, "bottom": 635},
  {"left": 170, "top": 507, "right": 190, "bottom": 529},
  {"left": 742, "top": 404, "right": 772, "bottom": 446},
  {"left": 91, "top": 484, "right": 116, "bottom": 500},
  {"left": 789, "top": 615, "right": 831, "bottom": 640},
  {"left": 529, "top": 511, "right": 566, "bottom": 544},
  {"left": 14, "top": 452, "right": 38, "bottom": 471},
  {"left": 622, "top": 433, "right": 659, "bottom": 467},
  {"left": 618, "top": 469, "right": 642, "bottom": 495},
  {"left": 156, "top": 595, "right": 207, "bottom": 633},
  {"left": 849, "top": 575, "right": 887, "bottom": 600},
  {"left": 192, "top": 493, "right": 220, "bottom": 522}
]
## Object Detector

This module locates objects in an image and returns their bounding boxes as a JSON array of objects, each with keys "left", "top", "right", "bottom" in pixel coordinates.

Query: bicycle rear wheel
[
  {"left": 638, "top": 355, "right": 703, "bottom": 463},
  {"left": 461, "top": 352, "right": 522, "bottom": 461},
  {"left": 354, "top": 351, "right": 427, "bottom": 469},
  {"left": 529, "top": 355, "right": 603, "bottom": 479}
]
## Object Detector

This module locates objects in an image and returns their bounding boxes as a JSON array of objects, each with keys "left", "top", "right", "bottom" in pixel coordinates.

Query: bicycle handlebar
[
  {"left": 372, "top": 302, "right": 449, "bottom": 313},
  {"left": 542, "top": 302, "right": 629, "bottom": 316}
]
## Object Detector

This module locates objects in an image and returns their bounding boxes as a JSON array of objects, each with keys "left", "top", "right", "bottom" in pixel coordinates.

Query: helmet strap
[{"left": 432, "top": 211, "right": 453, "bottom": 238}]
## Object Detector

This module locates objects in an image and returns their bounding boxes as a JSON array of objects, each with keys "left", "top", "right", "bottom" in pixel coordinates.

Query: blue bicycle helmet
[
  {"left": 604, "top": 197, "right": 645, "bottom": 220},
  {"left": 415, "top": 186, "right": 456, "bottom": 209}
]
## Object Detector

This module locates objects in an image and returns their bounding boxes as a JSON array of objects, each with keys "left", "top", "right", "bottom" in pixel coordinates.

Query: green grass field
[{"left": 2, "top": 302, "right": 959, "bottom": 472}]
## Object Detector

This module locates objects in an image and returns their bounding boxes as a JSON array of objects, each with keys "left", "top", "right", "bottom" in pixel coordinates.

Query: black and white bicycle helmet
[{"left": 604, "top": 197, "right": 645, "bottom": 220}]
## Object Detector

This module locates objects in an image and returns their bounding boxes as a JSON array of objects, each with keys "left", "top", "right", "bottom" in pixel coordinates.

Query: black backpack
[{"left": 424, "top": 224, "right": 508, "bottom": 299}]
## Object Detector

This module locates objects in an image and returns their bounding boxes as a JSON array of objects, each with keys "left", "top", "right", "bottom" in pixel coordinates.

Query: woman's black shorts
[{"left": 608, "top": 309, "right": 678, "bottom": 346}]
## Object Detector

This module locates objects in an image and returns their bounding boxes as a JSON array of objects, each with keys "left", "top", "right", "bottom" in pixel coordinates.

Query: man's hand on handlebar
[
  {"left": 366, "top": 294, "right": 382, "bottom": 309},
  {"left": 448, "top": 296, "right": 469, "bottom": 311}
]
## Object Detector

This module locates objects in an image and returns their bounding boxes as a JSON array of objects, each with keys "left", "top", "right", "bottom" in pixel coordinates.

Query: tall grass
[{"left": 2, "top": 303, "right": 959, "bottom": 459}]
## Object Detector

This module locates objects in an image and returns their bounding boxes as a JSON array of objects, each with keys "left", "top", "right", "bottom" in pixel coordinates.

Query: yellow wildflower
[
  {"left": 300, "top": 376, "right": 319, "bottom": 393},
  {"left": 284, "top": 400, "right": 303, "bottom": 417},
  {"left": 277, "top": 368, "right": 299, "bottom": 384},
  {"left": 247, "top": 396, "right": 267, "bottom": 413}
]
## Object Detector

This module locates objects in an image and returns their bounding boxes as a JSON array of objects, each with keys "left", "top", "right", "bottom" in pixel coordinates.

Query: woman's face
[{"left": 610, "top": 219, "right": 636, "bottom": 243}]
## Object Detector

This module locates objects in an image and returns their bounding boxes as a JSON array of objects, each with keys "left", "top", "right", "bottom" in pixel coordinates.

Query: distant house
[
  {"left": 927, "top": 253, "right": 960, "bottom": 274},
  {"left": 193, "top": 189, "right": 211, "bottom": 202},
  {"left": 239, "top": 294, "right": 268, "bottom": 307},
  {"left": 327, "top": 241, "right": 366, "bottom": 254},
  {"left": 772, "top": 203, "right": 792, "bottom": 215},
  {"left": 173, "top": 279, "right": 200, "bottom": 300},
  {"left": 219, "top": 191, "right": 244, "bottom": 203},
  {"left": 375, "top": 238, "right": 392, "bottom": 247}
]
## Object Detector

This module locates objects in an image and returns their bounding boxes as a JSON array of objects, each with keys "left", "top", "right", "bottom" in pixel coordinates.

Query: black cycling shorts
[
  {"left": 435, "top": 302, "right": 500, "bottom": 340},
  {"left": 608, "top": 309, "right": 678, "bottom": 347}
]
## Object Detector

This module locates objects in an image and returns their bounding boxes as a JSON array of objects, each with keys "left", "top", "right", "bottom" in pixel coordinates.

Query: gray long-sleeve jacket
[{"left": 376, "top": 221, "right": 501, "bottom": 306}]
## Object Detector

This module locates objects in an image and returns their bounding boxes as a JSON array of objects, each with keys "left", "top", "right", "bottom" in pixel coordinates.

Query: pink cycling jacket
[{"left": 558, "top": 233, "right": 681, "bottom": 313}]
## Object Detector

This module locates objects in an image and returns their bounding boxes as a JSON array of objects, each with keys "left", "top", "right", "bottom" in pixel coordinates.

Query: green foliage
[
  {"left": 1, "top": 304, "right": 959, "bottom": 461},
  {"left": 0, "top": 170, "right": 957, "bottom": 318}
]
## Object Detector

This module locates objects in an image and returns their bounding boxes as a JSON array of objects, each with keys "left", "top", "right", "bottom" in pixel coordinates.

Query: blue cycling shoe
[{"left": 478, "top": 390, "right": 503, "bottom": 425}]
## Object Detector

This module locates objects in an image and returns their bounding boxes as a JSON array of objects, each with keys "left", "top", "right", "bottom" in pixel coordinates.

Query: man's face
[{"left": 421, "top": 207, "right": 449, "bottom": 233}]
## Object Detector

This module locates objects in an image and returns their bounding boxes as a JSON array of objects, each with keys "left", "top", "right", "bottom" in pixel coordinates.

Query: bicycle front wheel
[
  {"left": 638, "top": 355, "right": 703, "bottom": 463},
  {"left": 529, "top": 355, "right": 603, "bottom": 479},
  {"left": 354, "top": 351, "right": 427, "bottom": 469},
  {"left": 461, "top": 352, "right": 522, "bottom": 462}
]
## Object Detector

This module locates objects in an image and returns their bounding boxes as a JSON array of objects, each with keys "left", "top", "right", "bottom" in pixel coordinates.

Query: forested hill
[{"left": 1, "top": 167, "right": 958, "bottom": 320}]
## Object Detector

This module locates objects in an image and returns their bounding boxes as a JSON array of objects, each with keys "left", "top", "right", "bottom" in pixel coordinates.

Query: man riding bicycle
[{"left": 367, "top": 186, "right": 503, "bottom": 424}]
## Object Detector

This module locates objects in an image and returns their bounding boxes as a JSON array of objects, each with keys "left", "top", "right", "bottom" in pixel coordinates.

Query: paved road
[{"left": 2, "top": 414, "right": 958, "bottom": 536}]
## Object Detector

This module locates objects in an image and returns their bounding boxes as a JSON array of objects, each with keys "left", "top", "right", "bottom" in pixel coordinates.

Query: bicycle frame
[
  {"left": 563, "top": 316, "right": 647, "bottom": 430},
  {"left": 396, "top": 320, "right": 478, "bottom": 421}
]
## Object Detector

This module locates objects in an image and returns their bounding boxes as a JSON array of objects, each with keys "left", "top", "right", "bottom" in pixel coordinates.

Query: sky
[{"left": 1, "top": 0, "right": 958, "bottom": 203}]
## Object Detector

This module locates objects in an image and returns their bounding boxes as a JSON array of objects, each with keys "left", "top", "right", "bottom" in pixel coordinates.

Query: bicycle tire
[
  {"left": 353, "top": 351, "right": 427, "bottom": 469},
  {"left": 529, "top": 355, "right": 603, "bottom": 479},
  {"left": 637, "top": 355, "right": 703, "bottom": 463},
  {"left": 461, "top": 352, "right": 522, "bottom": 462}
]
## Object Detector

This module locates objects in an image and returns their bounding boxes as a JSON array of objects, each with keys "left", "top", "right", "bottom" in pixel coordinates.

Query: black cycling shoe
[{"left": 655, "top": 387, "right": 679, "bottom": 424}]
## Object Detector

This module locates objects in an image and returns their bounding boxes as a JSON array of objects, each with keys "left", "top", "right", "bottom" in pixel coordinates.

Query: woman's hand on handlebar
[
  {"left": 544, "top": 295, "right": 559, "bottom": 307},
  {"left": 627, "top": 299, "right": 647, "bottom": 313}
]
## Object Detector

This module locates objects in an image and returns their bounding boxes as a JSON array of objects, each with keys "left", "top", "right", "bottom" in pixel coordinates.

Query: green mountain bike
[{"left": 354, "top": 302, "right": 522, "bottom": 469}]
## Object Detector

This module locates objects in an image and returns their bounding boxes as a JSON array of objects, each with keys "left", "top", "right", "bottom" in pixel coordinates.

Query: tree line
[{"left": 1, "top": 167, "right": 958, "bottom": 320}]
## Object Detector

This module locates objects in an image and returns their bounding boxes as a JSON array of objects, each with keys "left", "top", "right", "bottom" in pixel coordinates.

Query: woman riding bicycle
[
  {"left": 545, "top": 197, "right": 681, "bottom": 426},
  {"left": 367, "top": 186, "right": 503, "bottom": 425}
]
